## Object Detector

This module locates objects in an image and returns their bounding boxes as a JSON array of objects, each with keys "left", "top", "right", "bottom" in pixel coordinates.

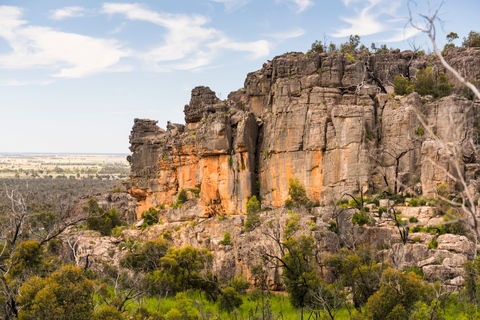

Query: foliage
[
  {"left": 218, "top": 287, "right": 243, "bottom": 313},
  {"left": 141, "top": 207, "right": 159, "bottom": 226},
  {"left": 414, "top": 66, "right": 436, "bottom": 96},
  {"left": 340, "top": 35, "right": 361, "bottom": 53},
  {"left": 281, "top": 235, "right": 318, "bottom": 309},
  {"left": 394, "top": 76, "right": 413, "bottom": 95},
  {"left": 17, "top": 265, "right": 94, "bottom": 320},
  {"left": 443, "top": 32, "right": 459, "bottom": 51},
  {"left": 120, "top": 238, "right": 169, "bottom": 272},
  {"left": 151, "top": 246, "right": 216, "bottom": 299},
  {"left": 219, "top": 232, "right": 232, "bottom": 245},
  {"left": 177, "top": 189, "right": 188, "bottom": 204},
  {"left": 85, "top": 198, "right": 121, "bottom": 236},
  {"left": 284, "top": 178, "right": 312, "bottom": 208},
  {"left": 324, "top": 247, "right": 387, "bottom": 308},
  {"left": 352, "top": 210, "right": 374, "bottom": 226},
  {"left": 165, "top": 292, "right": 199, "bottom": 320},
  {"left": 366, "top": 268, "right": 432, "bottom": 320},
  {"left": 463, "top": 79, "right": 478, "bottom": 101},
  {"left": 230, "top": 274, "right": 250, "bottom": 294},
  {"left": 436, "top": 72, "right": 453, "bottom": 98},
  {"left": 443, "top": 209, "right": 467, "bottom": 236},
  {"left": 307, "top": 40, "right": 324, "bottom": 54},
  {"left": 244, "top": 196, "right": 261, "bottom": 231},
  {"left": 462, "top": 30, "right": 480, "bottom": 48},
  {"left": 284, "top": 214, "right": 301, "bottom": 239}
]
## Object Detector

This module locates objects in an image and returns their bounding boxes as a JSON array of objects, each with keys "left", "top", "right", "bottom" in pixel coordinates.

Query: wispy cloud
[
  {"left": 266, "top": 27, "right": 305, "bottom": 40},
  {"left": 275, "top": 0, "right": 313, "bottom": 13},
  {"left": 332, "top": 0, "right": 409, "bottom": 39},
  {"left": 0, "top": 79, "right": 54, "bottom": 86},
  {"left": 210, "top": 0, "right": 252, "bottom": 12},
  {"left": 0, "top": 6, "right": 129, "bottom": 78},
  {"left": 381, "top": 27, "right": 421, "bottom": 42},
  {"left": 102, "top": 3, "right": 270, "bottom": 71},
  {"left": 49, "top": 6, "right": 88, "bottom": 20},
  {"left": 289, "top": 0, "right": 314, "bottom": 13}
]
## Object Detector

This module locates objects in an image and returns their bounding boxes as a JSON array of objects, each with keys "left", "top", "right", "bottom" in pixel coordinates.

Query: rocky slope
[{"left": 68, "top": 47, "right": 480, "bottom": 288}]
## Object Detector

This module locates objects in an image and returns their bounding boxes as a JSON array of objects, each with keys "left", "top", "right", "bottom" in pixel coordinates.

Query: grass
[{"left": 100, "top": 289, "right": 367, "bottom": 319}]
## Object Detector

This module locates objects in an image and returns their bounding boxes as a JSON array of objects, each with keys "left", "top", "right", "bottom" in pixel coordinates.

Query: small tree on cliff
[
  {"left": 244, "top": 196, "right": 261, "bottom": 231},
  {"left": 285, "top": 178, "right": 313, "bottom": 208}
]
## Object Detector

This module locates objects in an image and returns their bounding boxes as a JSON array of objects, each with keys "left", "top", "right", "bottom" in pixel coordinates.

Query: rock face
[{"left": 127, "top": 48, "right": 480, "bottom": 218}]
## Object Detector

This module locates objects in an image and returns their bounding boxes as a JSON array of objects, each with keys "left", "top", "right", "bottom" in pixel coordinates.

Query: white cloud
[
  {"left": 49, "top": 6, "right": 87, "bottom": 20},
  {"left": 102, "top": 3, "right": 271, "bottom": 71},
  {"left": 266, "top": 27, "right": 306, "bottom": 40},
  {"left": 289, "top": 0, "right": 314, "bottom": 13},
  {"left": 0, "top": 6, "right": 129, "bottom": 78},
  {"left": 276, "top": 0, "right": 313, "bottom": 13},
  {"left": 332, "top": 0, "right": 408, "bottom": 39},
  {"left": 381, "top": 27, "right": 421, "bottom": 42},
  {"left": 210, "top": 0, "right": 252, "bottom": 12}
]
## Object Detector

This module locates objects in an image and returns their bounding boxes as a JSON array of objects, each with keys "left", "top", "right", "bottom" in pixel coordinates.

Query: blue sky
[{"left": 0, "top": 0, "right": 478, "bottom": 153}]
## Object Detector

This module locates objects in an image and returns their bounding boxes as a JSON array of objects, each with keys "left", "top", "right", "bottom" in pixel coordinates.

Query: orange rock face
[{"left": 127, "top": 50, "right": 480, "bottom": 219}]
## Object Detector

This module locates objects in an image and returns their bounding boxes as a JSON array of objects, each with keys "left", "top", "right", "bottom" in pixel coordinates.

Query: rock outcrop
[{"left": 127, "top": 48, "right": 480, "bottom": 218}]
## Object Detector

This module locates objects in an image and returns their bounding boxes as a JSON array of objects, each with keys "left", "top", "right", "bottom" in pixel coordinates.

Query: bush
[
  {"left": 328, "top": 222, "right": 338, "bottom": 233},
  {"left": 177, "top": 189, "right": 188, "bottom": 204},
  {"left": 443, "top": 209, "right": 467, "bottom": 236},
  {"left": 462, "top": 30, "right": 480, "bottom": 48},
  {"left": 84, "top": 198, "right": 121, "bottom": 236},
  {"left": 141, "top": 207, "right": 159, "bottom": 226},
  {"left": 285, "top": 178, "right": 312, "bottom": 208},
  {"left": 352, "top": 211, "right": 374, "bottom": 226},
  {"left": 436, "top": 72, "right": 453, "bottom": 98},
  {"left": 244, "top": 196, "right": 261, "bottom": 232},
  {"left": 414, "top": 67, "right": 436, "bottom": 96},
  {"left": 220, "top": 232, "right": 232, "bottom": 245},
  {"left": 412, "top": 236, "right": 421, "bottom": 243},
  {"left": 218, "top": 287, "right": 243, "bottom": 313},
  {"left": 230, "top": 275, "right": 250, "bottom": 294},
  {"left": 428, "top": 237, "right": 438, "bottom": 249},
  {"left": 394, "top": 76, "right": 413, "bottom": 95},
  {"left": 409, "top": 216, "right": 419, "bottom": 223}
]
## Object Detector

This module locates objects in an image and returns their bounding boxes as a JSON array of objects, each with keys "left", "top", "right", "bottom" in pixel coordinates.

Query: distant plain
[{"left": 0, "top": 153, "right": 130, "bottom": 180}]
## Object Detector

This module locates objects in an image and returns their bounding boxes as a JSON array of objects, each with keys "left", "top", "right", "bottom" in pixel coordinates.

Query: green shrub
[
  {"left": 227, "top": 157, "right": 233, "bottom": 166},
  {"left": 412, "top": 236, "right": 421, "bottom": 243},
  {"left": 414, "top": 66, "right": 436, "bottom": 96},
  {"left": 141, "top": 207, "right": 159, "bottom": 226},
  {"left": 328, "top": 222, "right": 338, "bottom": 233},
  {"left": 284, "top": 178, "right": 312, "bottom": 208},
  {"left": 409, "top": 216, "right": 419, "bottom": 223},
  {"left": 436, "top": 72, "right": 453, "bottom": 98},
  {"left": 394, "top": 76, "right": 413, "bottom": 95},
  {"left": 411, "top": 225, "right": 422, "bottom": 233},
  {"left": 443, "top": 209, "right": 467, "bottom": 236},
  {"left": 230, "top": 275, "right": 250, "bottom": 294},
  {"left": 84, "top": 198, "right": 121, "bottom": 236},
  {"left": 428, "top": 237, "right": 438, "bottom": 249},
  {"left": 186, "top": 188, "right": 201, "bottom": 198},
  {"left": 218, "top": 287, "right": 243, "bottom": 313},
  {"left": 309, "top": 221, "right": 317, "bottom": 231},
  {"left": 353, "top": 211, "right": 374, "bottom": 226},
  {"left": 220, "top": 232, "right": 232, "bottom": 245},
  {"left": 244, "top": 196, "right": 261, "bottom": 232},
  {"left": 409, "top": 198, "right": 419, "bottom": 206},
  {"left": 177, "top": 189, "right": 188, "bottom": 204},
  {"left": 462, "top": 30, "right": 480, "bottom": 48}
]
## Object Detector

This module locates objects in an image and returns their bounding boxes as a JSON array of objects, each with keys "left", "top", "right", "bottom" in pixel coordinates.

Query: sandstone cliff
[{"left": 126, "top": 47, "right": 480, "bottom": 218}]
